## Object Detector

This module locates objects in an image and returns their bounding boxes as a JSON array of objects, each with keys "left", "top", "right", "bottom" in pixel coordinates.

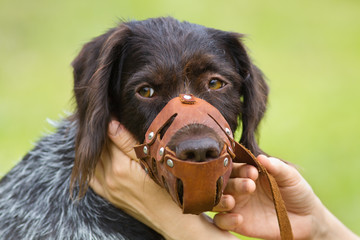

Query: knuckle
[
  {"left": 112, "top": 160, "right": 126, "bottom": 178},
  {"left": 105, "top": 166, "right": 124, "bottom": 191},
  {"left": 105, "top": 176, "right": 118, "bottom": 191}
]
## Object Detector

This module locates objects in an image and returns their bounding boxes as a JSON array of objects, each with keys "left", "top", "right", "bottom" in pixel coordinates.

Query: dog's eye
[
  {"left": 208, "top": 79, "right": 225, "bottom": 90},
  {"left": 138, "top": 86, "right": 155, "bottom": 98}
]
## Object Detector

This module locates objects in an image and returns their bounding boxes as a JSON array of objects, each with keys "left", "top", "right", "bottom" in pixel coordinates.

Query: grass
[{"left": 1, "top": 0, "right": 359, "bottom": 238}]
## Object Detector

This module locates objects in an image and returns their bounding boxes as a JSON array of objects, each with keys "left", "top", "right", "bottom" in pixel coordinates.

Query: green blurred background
[{"left": 1, "top": 0, "right": 359, "bottom": 238}]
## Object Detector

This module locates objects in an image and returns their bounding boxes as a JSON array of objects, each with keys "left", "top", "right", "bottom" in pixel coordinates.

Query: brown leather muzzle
[
  {"left": 134, "top": 94, "right": 294, "bottom": 239},
  {"left": 134, "top": 94, "right": 234, "bottom": 214}
]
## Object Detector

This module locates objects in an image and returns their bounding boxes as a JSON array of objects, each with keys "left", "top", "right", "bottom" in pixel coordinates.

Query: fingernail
[
  {"left": 220, "top": 195, "right": 229, "bottom": 208},
  {"left": 257, "top": 154, "right": 269, "bottom": 159},
  {"left": 268, "top": 157, "right": 278, "bottom": 166},
  {"left": 229, "top": 214, "right": 241, "bottom": 228},
  {"left": 109, "top": 121, "right": 122, "bottom": 136}
]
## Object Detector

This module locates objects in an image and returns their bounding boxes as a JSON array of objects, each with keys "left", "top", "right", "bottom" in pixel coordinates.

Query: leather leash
[
  {"left": 232, "top": 140, "right": 294, "bottom": 240},
  {"left": 134, "top": 94, "right": 293, "bottom": 239}
]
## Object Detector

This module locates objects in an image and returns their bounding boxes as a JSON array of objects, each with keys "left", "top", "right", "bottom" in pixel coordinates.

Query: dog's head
[{"left": 70, "top": 17, "right": 268, "bottom": 197}]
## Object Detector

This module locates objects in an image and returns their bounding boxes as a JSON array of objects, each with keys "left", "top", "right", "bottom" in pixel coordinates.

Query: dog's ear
[
  {"left": 70, "top": 24, "right": 130, "bottom": 197},
  {"left": 240, "top": 64, "right": 268, "bottom": 155},
  {"left": 221, "top": 33, "right": 269, "bottom": 155}
]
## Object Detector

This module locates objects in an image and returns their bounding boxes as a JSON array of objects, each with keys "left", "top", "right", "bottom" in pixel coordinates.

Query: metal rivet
[
  {"left": 224, "top": 157, "right": 229, "bottom": 167},
  {"left": 225, "top": 128, "right": 231, "bottom": 135},
  {"left": 143, "top": 146, "right": 148, "bottom": 154},
  {"left": 166, "top": 159, "right": 174, "bottom": 168},
  {"left": 159, "top": 147, "right": 164, "bottom": 156},
  {"left": 183, "top": 94, "right": 192, "bottom": 100},
  {"left": 148, "top": 132, "right": 154, "bottom": 140}
]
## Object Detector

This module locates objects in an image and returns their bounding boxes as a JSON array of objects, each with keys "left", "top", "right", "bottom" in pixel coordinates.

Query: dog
[{"left": 0, "top": 17, "right": 268, "bottom": 239}]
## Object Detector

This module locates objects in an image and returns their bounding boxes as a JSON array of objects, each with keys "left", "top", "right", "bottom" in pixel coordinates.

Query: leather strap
[
  {"left": 233, "top": 142, "right": 294, "bottom": 240},
  {"left": 209, "top": 111, "right": 294, "bottom": 239}
]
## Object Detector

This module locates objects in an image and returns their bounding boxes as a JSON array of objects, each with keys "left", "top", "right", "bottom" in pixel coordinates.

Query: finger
[
  {"left": 257, "top": 154, "right": 301, "bottom": 187},
  {"left": 231, "top": 163, "right": 259, "bottom": 181},
  {"left": 213, "top": 213, "right": 243, "bottom": 232},
  {"left": 212, "top": 195, "right": 235, "bottom": 212},
  {"left": 108, "top": 120, "right": 139, "bottom": 160},
  {"left": 224, "top": 178, "right": 256, "bottom": 196},
  {"left": 107, "top": 141, "right": 134, "bottom": 177}
]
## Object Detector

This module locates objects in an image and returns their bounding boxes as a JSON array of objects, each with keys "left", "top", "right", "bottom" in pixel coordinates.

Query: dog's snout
[
  {"left": 167, "top": 124, "right": 224, "bottom": 162},
  {"left": 176, "top": 138, "right": 221, "bottom": 162}
]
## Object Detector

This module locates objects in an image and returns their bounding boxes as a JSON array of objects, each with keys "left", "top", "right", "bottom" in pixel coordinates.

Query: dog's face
[{"left": 70, "top": 17, "right": 268, "bottom": 195}]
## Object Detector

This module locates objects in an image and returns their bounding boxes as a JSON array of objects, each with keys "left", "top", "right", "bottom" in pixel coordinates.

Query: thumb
[
  {"left": 257, "top": 155, "right": 302, "bottom": 188},
  {"left": 108, "top": 120, "right": 139, "bottom": 160}
]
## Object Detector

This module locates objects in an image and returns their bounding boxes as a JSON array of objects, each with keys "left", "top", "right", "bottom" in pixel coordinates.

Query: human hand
[
  {"left": 89, "top": 120, "right": 239, "bottom": 240},
  {"left": 214, "top": 155, "right": 359, "bottom": 240}
]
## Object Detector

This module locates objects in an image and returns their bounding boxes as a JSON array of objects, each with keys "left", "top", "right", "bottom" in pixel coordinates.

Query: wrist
[
  {"left": 157, "top": 213, "right": 237, "bottom": 240},
  {"left": 127, "top": 185, "right": 236, "bottom": 240},
  {"left": 312, "top": 198, "right": 359, "bottom": 240},
  {"left": 134, "top": 189, "right": 235, "bottom": 240}
]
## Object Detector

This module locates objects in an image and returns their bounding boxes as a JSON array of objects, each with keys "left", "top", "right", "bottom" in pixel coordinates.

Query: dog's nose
[{"left": 175, "top": 138, "right": 221, "bottom": 162}]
